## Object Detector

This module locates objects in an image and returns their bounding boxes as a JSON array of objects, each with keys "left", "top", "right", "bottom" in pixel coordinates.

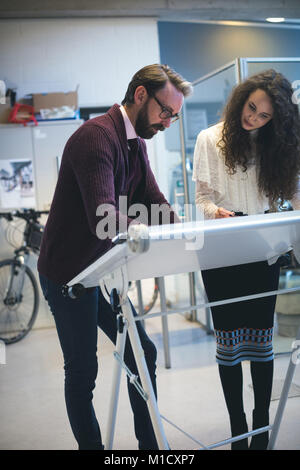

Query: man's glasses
[{"left": 152, "top": 94, "right": 180, "bottom": 123}]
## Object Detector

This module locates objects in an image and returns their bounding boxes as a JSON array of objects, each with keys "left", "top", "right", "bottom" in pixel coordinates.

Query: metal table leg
[
  {"left": 105, "top": 314, "right": 128, "bottom": 449},
  {"left": 268, "top": 324, "right": 300, "bottom": 449},
  {"left": 136, "top": 280, "right": 145, "bottom": 327},
  {"left": 158, "top": 277, "right": 171, "bottom": 369},
  {"left": 122, "top": 296, "right": 169, "bottom": 449}
]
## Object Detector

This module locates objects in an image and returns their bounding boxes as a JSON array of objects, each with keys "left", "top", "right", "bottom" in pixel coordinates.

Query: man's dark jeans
[{"left": 39, "top": 273, "right": 158, "bottom": 450}]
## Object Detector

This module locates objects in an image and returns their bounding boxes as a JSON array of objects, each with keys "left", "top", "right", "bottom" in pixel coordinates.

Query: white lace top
[{"left": 192, "top": 121, "right": 300, "bottom": 219}]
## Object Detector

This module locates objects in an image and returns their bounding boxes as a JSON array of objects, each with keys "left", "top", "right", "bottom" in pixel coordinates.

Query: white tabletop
[{"left": 68, "top": 211, "right": 300, "bottom": 288}]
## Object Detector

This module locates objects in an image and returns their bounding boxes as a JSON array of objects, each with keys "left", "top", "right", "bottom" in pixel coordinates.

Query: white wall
[
  {"left": 0, "top": 17, "right": 173, "bottom": 195},
  {"left": 0, "top": 18, "right": 160, "bottom": 106}
]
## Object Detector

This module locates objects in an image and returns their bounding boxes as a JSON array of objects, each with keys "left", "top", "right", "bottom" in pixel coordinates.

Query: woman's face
[{"left": 241, "top": 89, "right": 274, "bottom": 131}]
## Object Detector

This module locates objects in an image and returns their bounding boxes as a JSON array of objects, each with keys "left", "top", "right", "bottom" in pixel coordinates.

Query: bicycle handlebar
[{"left": 0, "top": 208, "right": 49, "bottom": 222}]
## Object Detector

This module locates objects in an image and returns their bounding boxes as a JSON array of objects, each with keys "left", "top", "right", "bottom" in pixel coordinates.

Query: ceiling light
[{"left": 266, "top": 17, "right": 285, "bottom": 23}]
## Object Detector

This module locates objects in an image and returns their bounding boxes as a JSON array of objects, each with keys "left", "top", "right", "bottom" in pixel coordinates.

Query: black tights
[
  {"left": 250, "top": 361, "right": 274, "bottom": 414},
  {"left": 218, "top": 360, "right": 273, "bottom": 418},
  {"left": 219, "top": 360, "right": 273, "bottom": 450}
]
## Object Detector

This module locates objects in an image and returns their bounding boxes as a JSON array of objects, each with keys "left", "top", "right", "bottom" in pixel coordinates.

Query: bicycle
[{"left": 0, "top": 208, "right": 48, "bottom": 344}]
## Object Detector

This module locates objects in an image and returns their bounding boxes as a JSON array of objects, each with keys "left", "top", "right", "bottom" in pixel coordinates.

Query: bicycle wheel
[{"left": 0, "top": 259, "right": 39, "bottom": 344}]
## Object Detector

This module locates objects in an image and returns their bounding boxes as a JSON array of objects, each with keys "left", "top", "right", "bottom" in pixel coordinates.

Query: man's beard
[{"left": 135, "top": 100, "right": 165, "bottom": 139}]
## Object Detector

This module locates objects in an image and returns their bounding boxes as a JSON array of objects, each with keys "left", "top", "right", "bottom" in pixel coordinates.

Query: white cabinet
[
  {"left": 0, "top": 120, "right": 83, "bottom": 329},
  {"left": 0, "top": 120, "right": 83, "bottom": 211}
]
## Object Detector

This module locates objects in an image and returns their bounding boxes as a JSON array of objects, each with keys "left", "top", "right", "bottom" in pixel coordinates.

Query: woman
[{"left": 192, "top": 69, "right": 300, "bottom": 450}]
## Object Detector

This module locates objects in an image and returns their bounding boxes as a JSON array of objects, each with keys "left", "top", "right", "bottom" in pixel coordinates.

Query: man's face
[
  {"left": 135, "top": 81, "right": 184, "bottom": 139},
  {"left": 135, "top": 99, "right": 162, "bottom": 139}
]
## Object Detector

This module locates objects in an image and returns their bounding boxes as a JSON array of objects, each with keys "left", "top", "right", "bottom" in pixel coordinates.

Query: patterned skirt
[{"left": 201, "top": 260, "right": 280, "bottom": 366}]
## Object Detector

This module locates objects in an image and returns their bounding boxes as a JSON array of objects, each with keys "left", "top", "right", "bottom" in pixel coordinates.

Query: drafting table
[{"left": 66, "top": 211, "right": 300, "bottom": 450}]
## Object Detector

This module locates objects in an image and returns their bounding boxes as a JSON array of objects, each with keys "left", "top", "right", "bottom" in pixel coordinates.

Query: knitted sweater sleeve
[
  {"left": 68, "top": 125, "right": 135, "bottom": 238},
  {"left": 192, "top": 125, "right": 224, "bottom": 219}
]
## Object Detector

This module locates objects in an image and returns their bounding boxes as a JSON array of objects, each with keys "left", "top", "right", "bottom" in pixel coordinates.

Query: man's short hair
[{"left": 122, "top": 64, "right": 192, "bottom": 105}]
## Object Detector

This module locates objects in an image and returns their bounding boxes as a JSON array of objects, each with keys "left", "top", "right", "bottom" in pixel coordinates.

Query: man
[{"left": 38, "top": 64, "right": 192, "bottom": 450}]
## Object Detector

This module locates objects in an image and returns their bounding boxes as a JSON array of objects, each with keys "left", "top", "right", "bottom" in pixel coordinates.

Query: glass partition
[
  {"left": 240, "top": 57, "right": 300, "bottom": 85},
  {"left": 169, "top": 60, "right": 238, "bottom": 222},
  {"left": 183, "top": 60, "right": 238, "bottom": 154}
]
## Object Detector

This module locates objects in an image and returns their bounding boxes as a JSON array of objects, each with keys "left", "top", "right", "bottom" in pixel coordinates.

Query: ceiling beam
[{"left": 1, "top": 0, "right": 300, "bottom": 22}]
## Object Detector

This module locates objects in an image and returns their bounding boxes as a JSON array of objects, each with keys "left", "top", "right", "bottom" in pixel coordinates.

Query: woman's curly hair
[{"left": 217, "top": 69, "right": 300, "bottom": 204}]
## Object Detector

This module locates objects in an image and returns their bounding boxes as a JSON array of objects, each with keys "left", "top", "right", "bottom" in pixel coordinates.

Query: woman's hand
[{"left": 215, "top": 207, "right": 235, "bottom": 218}]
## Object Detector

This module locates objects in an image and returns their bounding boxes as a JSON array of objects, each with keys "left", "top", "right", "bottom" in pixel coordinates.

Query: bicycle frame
[
  {"left": 4, "top": 248, "right": 30, "bottom": 307},
  {"left": 0, "top": 208, "right": 48, "bottom": 344}
]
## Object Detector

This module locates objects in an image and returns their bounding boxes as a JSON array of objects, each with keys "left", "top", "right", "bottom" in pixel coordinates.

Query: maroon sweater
[{"left": 38, "top": 104, "right": 176, "bottom": 284}]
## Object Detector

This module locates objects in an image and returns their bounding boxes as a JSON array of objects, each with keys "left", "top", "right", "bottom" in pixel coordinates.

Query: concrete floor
[{"left": 0, "top": 300, "right": 300, "bottom": 451}]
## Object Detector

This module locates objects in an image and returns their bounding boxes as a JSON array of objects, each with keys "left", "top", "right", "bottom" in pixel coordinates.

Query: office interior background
[{"left": 1, "top": 0, "right": 300, "bottom": 450}]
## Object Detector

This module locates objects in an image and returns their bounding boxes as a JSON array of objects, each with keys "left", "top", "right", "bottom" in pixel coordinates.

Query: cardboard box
[
  {"left": 0, "top": 102, "right": 12, "bottom": 123},
  {"left": 32, "top": 90, "right": 78, "bottom": 113}
]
